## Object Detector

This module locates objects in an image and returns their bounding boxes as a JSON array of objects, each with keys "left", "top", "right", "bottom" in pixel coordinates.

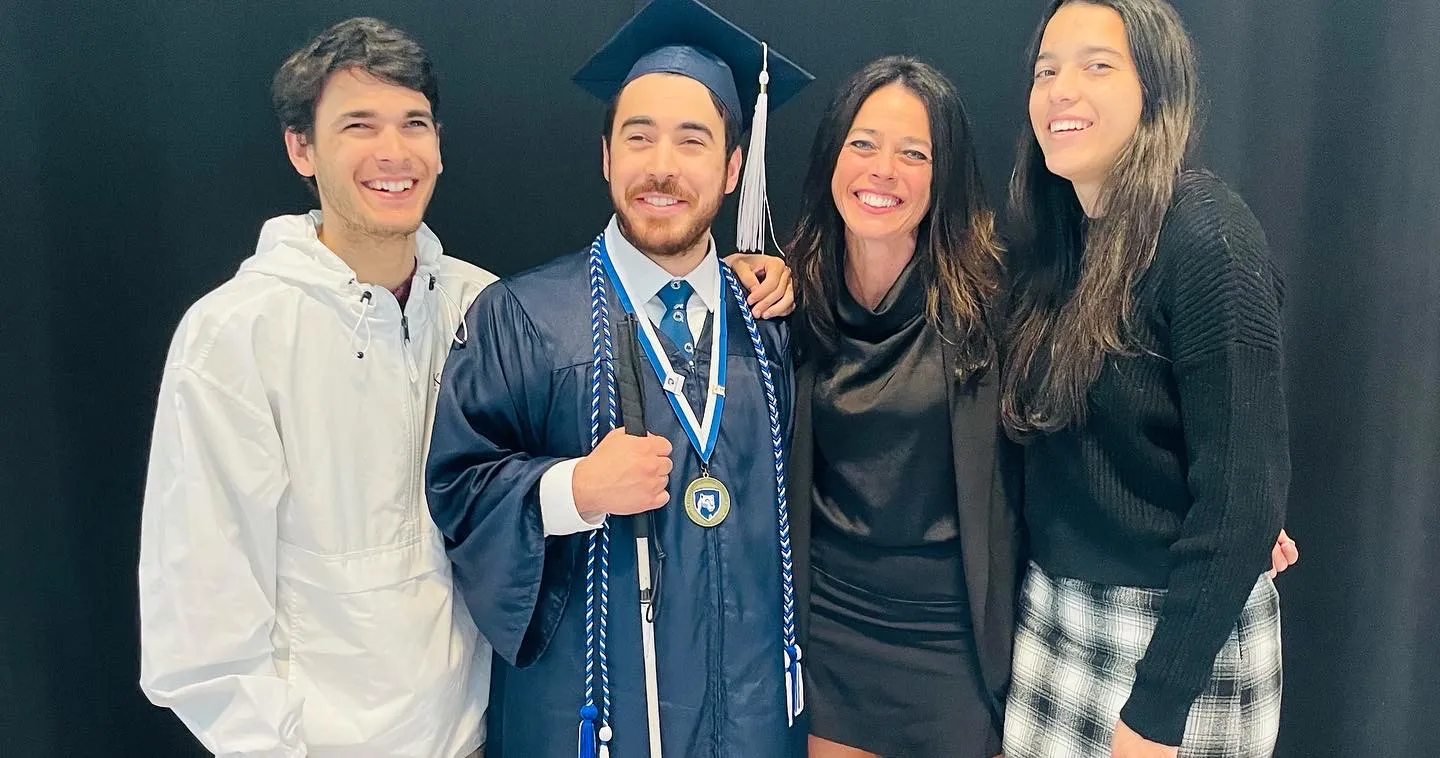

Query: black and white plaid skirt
[{"left": 1003, "top": 563, "right": 1282, "bottom": 758}]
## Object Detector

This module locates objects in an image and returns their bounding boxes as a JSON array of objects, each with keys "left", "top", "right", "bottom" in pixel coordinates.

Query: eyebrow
[
  {"left": 334, "top": 109, "right": 434, "bottom": 123},
  {"left": 1036, "top": 45, "right": 1126, "bottom": 62},
  {"left": 620, "top": 116, "right": 715, "bottom": 139},
  {"left": 677, "top": 121, "right": 715, "bottom": 138},
  {"left": 849, "top": 127, "right": 933, "bottom": 151}
]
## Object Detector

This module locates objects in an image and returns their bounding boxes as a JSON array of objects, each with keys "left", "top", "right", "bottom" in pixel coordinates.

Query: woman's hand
[{"left": 724, "top": 252, "right": 795, "bottom": 318}]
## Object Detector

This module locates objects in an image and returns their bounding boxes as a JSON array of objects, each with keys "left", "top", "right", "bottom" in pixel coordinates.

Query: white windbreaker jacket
[{"left": 139, "top": 212, "right": 497, "bottom": 757}]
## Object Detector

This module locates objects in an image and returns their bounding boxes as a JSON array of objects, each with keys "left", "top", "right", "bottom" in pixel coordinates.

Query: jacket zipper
[
  {"left": 401, "top": 313, "right": 419, "bottom": 384},
  {"left": 401, "top": 306, "right": 421, "bottom": 540}
]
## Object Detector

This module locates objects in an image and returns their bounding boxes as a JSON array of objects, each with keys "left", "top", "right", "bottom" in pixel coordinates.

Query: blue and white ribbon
[{"left": 597, "top": 238, "right": 727, "bottom": 467}]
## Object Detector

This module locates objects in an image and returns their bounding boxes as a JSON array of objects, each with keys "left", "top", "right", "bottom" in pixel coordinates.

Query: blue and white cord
[
  {"left": 579, "top": 237, "right": 803, "bottom": 758},
  {"left": 722, "top": 265, "right": 803, "bottom": 725}
]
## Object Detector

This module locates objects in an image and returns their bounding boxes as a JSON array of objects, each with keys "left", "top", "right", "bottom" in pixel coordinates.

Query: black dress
[{"left": 805, "top": 257, "right": 1000, "bottom": 757}]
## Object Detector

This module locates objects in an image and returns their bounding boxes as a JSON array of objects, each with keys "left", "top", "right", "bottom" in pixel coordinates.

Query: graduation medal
[{"left": 684, "top": 472, "right": 731, "bottom": 527}]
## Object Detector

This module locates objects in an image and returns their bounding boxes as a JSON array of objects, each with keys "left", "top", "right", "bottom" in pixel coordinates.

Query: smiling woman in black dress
[{"left": 784, "top": 56, "right": 1021, "bottom": 758}]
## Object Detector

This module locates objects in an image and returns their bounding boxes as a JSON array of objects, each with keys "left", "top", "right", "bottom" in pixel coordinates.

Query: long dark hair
[
  {"left": 1000, "top": 0, "right": 1198, "bottom": 435},
  {"left": 790, "top": 56, "right": 1002, "bottom": 382}
]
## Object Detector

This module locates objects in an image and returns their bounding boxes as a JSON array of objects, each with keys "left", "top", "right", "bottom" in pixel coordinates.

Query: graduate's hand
[
  {"left": 573, "top": 429, "right": 673, "bottom": 519},
  {"left": 1268, "top": 528, "right": 1299, "bottom": 578},
  {"left": 723, "top": 252, "right": 795, "bottom": 319},
  {"left": 1110, "top": 720, "right": 1178, "bottom": 758}
]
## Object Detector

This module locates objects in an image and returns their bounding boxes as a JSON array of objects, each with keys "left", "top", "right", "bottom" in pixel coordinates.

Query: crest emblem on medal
[{"left": 684, "top": 475, "right": 731, "bottom": 527}]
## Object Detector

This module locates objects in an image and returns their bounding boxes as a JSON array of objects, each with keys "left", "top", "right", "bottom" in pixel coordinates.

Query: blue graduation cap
[{"left": 573, "top": 0, "right": 814, "bottom": 253}]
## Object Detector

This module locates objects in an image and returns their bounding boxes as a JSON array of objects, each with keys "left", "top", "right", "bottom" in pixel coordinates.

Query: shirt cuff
[{"left": 539, "top": 458, "right": 606, "bottom": 536}]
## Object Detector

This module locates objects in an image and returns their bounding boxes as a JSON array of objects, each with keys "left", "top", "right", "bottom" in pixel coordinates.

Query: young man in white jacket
[{"left": 138, "top": 18, "right": 495, "bottom": 757}]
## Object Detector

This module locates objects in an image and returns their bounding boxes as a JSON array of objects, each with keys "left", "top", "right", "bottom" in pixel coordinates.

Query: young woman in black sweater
[{"left": 1000, "top": 2, "right": 1293, "bottom": 757}]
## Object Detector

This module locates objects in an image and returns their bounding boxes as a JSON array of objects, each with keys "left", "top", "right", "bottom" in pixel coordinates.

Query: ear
[
  {"left": 723, "top": 145, "right": 742, "bottom": 195},
  {"left": 601, "top": 136, "right": 612, "bottom": 184},
  {"left": 284, "top": 129, "right": 316, "bottom": 178}
]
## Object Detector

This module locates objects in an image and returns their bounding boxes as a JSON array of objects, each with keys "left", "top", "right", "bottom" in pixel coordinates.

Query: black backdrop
[{"left": 3, "top": 1, "right": 1436, "bottom": 756}]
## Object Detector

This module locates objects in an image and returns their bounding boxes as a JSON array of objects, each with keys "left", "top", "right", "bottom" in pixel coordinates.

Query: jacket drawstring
[
  {"left": 348, "top": 289, "right": 374, "bottom": 358},
  {"left": 430, "top": 274, "right": 468, "bottom": 348}
]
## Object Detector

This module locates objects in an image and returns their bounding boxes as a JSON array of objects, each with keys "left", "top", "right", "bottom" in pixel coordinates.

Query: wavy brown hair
[
  {"left": 1000, "top": 0, "right": 1198, "bottom": 435},
  {"left": 790, "top": 56, "right": 1002, "bottom": 383}
]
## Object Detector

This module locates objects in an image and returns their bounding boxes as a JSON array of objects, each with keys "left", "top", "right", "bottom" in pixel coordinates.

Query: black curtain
[{"left": 2, "top": 1, "right": 1434, "bottom": 755}]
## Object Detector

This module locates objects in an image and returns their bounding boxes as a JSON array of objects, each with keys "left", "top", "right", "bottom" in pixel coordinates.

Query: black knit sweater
[{"left": 1022, "top": 170, "right": 1289, "bottom": 745}]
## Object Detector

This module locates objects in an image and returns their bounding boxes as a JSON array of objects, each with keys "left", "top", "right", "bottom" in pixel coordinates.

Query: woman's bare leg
[{"left": 808, "top": 734, "right": 880, "bottom": 758}]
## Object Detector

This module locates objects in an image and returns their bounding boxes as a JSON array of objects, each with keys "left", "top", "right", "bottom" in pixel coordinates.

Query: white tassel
[
  {"left": 736, "top": 43, "right": 770, "bottom": 254},
  {"left": 784, "top": 644, "right": 805, "bottom": 726},
  {"left": 793, "top": 648, "right": 805, "bottom": 717}
]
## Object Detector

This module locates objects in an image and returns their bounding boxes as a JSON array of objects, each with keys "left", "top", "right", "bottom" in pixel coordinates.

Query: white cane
[
  {"left": 619, "top": 316, "right": 664, "bottom": 758},
  {"left": 634, "top": 521, "right": 664, "bottom": 758}
]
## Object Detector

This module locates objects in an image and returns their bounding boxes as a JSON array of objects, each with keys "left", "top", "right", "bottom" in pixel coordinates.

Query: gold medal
[{"left": 684, "top": 475, "right": 731, "bottom": 528}]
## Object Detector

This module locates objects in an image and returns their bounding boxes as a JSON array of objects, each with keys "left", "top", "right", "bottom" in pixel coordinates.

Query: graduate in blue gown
[{"left": 425, "top": 1, "right": 813, "bottom": 756}]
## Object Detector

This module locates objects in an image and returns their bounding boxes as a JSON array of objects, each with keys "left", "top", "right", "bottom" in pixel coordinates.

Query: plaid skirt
[{"left": 1003, "top": 563, "right": 1282, "bottom": 758}]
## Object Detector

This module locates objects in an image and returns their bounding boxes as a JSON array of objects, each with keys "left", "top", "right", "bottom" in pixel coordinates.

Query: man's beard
[
  {"left": 318, "top": 174, "right": 424, "bottom": 242},
  {"left": 614, "top": 177, "right": 722, "bottom": 259}
]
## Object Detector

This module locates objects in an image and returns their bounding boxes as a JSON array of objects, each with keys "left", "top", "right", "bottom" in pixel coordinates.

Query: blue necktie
[{"left": 656, "top": 279, "right": 695, "bottom": 359}]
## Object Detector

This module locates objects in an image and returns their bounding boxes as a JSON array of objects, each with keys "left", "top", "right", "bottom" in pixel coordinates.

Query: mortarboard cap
[
  {"left": 573, "top": 0, "right": 814, "bottom": 253},
  {"left": 572, "top": 0, "right": 812, "bottom": 130}
]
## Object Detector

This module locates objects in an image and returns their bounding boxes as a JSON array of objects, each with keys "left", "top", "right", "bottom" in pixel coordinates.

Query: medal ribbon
[{"left": 596, "top": 234, "right": 726, "bottom": 467}]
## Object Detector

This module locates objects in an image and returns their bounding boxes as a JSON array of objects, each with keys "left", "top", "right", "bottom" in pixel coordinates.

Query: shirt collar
[{"left": 604, "top": 215, "right": 719, "bottom": 312}]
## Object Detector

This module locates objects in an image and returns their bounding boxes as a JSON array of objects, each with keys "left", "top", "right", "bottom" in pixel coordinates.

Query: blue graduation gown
[{"left": 426, "top": 249, "right": 799, "bottom": 758}]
